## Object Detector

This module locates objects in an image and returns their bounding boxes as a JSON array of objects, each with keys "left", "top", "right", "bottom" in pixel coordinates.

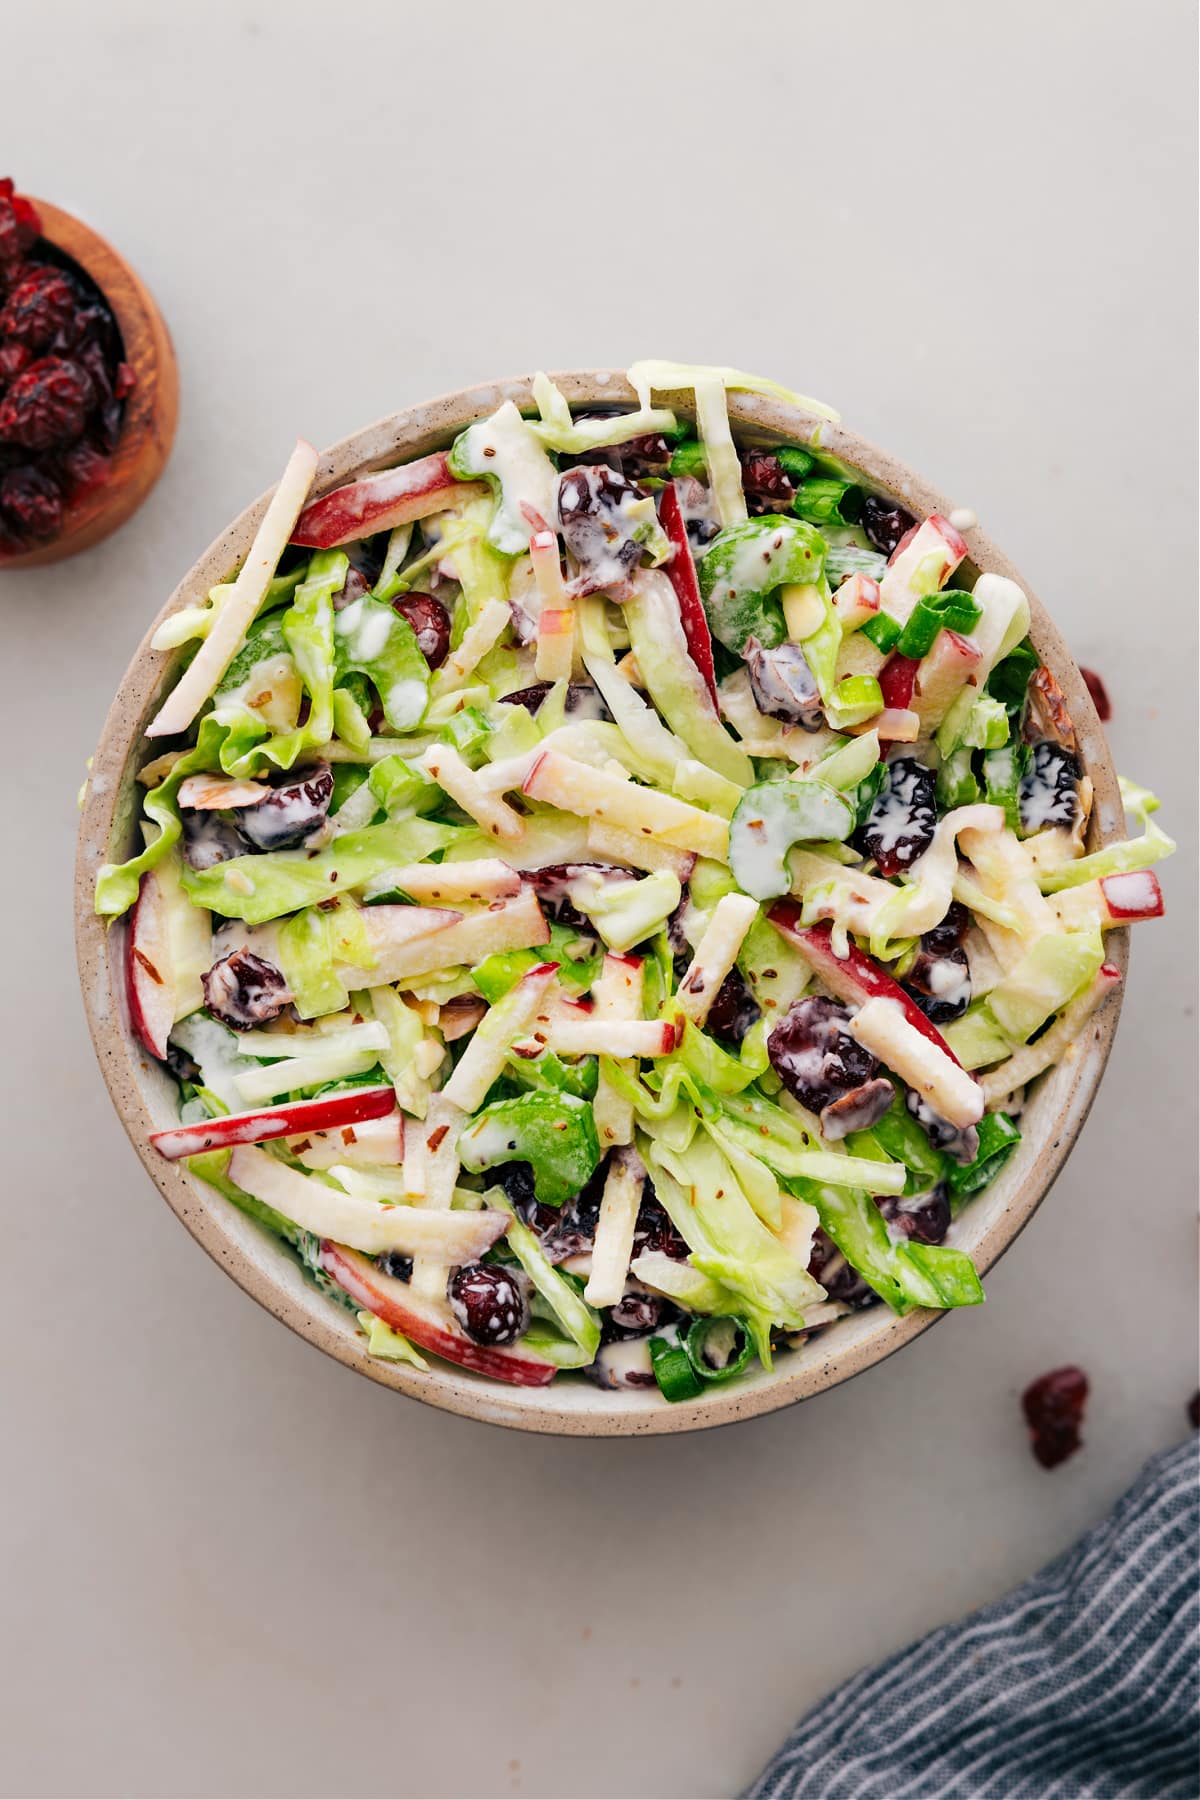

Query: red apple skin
[
  {"left": 151, "top": 1085, "right": 398, "bottom": 1161},
  {"left": 321, "top": 1244, "right": 558, "bottom": 1386},
  {"left": 659, "top": 480, "right": 719, "bottom": 705},
  {"left": 879, "top": 653, "right": 920, "bottom": 711},
  {"left": 290, "top": 452, "right": 488, "bottom": 549},
  {"left": 1099, "top": 870, "right": 1164, "bottom": 921},
  {"left": 768, "top": 912, "right": 965, "bottom": 1067},
  {"left": 127, "top": 872, "right": 176, "bottom": 1060}
]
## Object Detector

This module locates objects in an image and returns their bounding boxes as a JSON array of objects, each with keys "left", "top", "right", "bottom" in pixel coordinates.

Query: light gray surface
[{"left": 2, "top": 3, "right": 1195, "bottom": 1796}]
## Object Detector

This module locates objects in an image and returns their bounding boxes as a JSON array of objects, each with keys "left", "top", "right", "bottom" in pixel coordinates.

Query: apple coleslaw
[{"left": 92, "top": 361, "right": 1174, "bottom": 1397}]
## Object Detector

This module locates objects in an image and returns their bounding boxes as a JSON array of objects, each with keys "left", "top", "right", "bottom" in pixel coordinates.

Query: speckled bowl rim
[{"left": 75, "top": 371, "right": 1128, "bottom": 1437}]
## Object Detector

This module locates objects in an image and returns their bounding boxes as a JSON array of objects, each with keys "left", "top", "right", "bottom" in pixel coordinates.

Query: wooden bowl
[
  {"left": 0, "top": 199, "right": 178, "bottom": 569},
  {"left": 75, "top": 372, "right": 1129, "bottom": 1436}
]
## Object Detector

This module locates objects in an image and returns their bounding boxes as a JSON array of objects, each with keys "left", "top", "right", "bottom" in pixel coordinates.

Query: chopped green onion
[
  {"left": 987, "top": 639, "right": 1040, "bottom": 716},
  {"left": 827, "top": 674, "right": 884, "bottom": 729},
  {"left": 684, "top": 1316, "right": 753, "bottom": 1384},
  {"left": 860, "top": 611, "right": 902, "bottom": 653},
  {"left": 776, "top": 446, "right": 815, "bottom": 483},
  {"left": 852, "top": 759, "right": 888, "bottom": 826},
  {"left": 649, "top": 1334, "right": 704, "bottom": 1401},
  {"left": 983, "top": 742, "right": 1029, "bottom": 831},
  {"left": 791, "top": 477, "right": 864, "bottom": 527},
  {"left": 850, "top": 1095, "right": 948, "bottom": 1195},
  {"left": 936, "top": 746, "right": 981, "bottom": 810},
  {"left": 895, "top": 590, "right": 982, "bottom": 659},
  {"left": 438, "top": 705, "right": 493, "bottom": 767},
  {"left": 947, "top": 1112, "right": 1021, "bottom": 1203},
  {"left": 668, "top": 439, "right": 707, "bottom": 480}
]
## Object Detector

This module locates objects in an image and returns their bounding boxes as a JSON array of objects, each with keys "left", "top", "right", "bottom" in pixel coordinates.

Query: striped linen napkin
[{"left": 744, "top": 1437, "right": 1198, "bottom": 1799}]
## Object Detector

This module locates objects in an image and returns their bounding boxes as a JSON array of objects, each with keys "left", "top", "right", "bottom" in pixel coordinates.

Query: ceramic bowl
[
  {"left": 0, "top": 199, "right": 178, "bottom": 569},
  {"left": 75, "top": 371, "right": 1127, "bottom": 1436}
]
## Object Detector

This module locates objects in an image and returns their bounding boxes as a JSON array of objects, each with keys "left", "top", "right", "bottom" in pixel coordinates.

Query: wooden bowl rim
[{"left": 74, "top": 371, "right": 1128, "bottom": 1437}]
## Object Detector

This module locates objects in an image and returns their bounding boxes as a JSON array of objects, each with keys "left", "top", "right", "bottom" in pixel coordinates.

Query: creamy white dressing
[
  {"left": 948, "top": 507, "right": 977, "bottom": 531},
  {"left": 454, "top": 401, "right": 560, "bottom": 554}
]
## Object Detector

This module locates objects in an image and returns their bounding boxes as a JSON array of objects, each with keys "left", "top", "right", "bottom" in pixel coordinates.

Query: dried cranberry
[
  {"left": 60, "top": 439, "right": 112, "bottom": 496},
  {"left": 180, "top": 811, "right": 252, "bottom": 870},
  {"left": 856, "top": 757, "right": 937, "bottom": 876},
  {"left": 0, "top": 463, "right": 61, "bottom": 539},
  {"left": 808, "top": 1228, "right": 876, "bottom": 1309},
  {"left": 0, "top": 341, "right": 30, "bottom": 385},
  {"left": 877, "top": 1185, "right": 951, "bottom": 1245},
  {"left": 1022, "top": 1366, "right": 1088, "bottom": 1469},
  {"left": 1019, "top": 741, "right": 1081, "bottom": 835},
  {"left": 540, "top": 1160, "right": 608, "bottom": 1263},
  {"left": 447, "top": 1262, "right": 530, "bottom": 1346},
  {"left": 819, "top": 1076, "right": 895, "bottom": 1141},
  {"left": 392, "top": 592, "right": 450, "bottom": 668},
  {"left": 498, "top": 1163, "right": 556, "bottom": 1233},
  {"left": 631, "top": 1181, "right": 689, "bottom": 1261},
  {"left": 705, "top": 967, "right": 761, "bottom": 1047},
  {"left": 922, "top": 900, "right": 970, "bottom": 956},
  {"left": 0, "top": 355, "right": 94, "bottom": 450},
  {"left": 333, "top": 565, "right": 370, "bottom": 611},
  {"left": 377, "top": 1251, "right": 413, "bottom": 1283},
  {"left": 0, "top": 265, "right": 81, "bottom": 351},
  {"left": 501, "top": 680, "right": 612, "bottom": 722},
  {"left": 201, "top": 950, "right": 291, "bottom": 1030},
  {"left": 235, "top": 763, "right": 333, "bottom": 851},
  {"left": 527, "top": 863, "right": 624, "bottom": 931},
  {"left": 862, "top": 493, "right": 916, "bottom": 558},
  {"left": 577, "top": 428, "right": 673, "bottom": 480},
  {"left": 602, "top": 1292, "right": 680, "bottom": 1342},
  {"left": 902, "top": 945, "right": 972, "bottom": 1025},
  {"left": 740, "top": 451, "right": 795, "bottom": 512},
  {"left": 558, "top": 464, "right": 652, "bottom": 596},
  {"left": 113, "top": 361, "right": 136, "bottom": 399},
  {"left": 767, "top": 995, "right": 879, "bottom": 1113},
  {"left": 744, "top": 636, "right": 824, "bottom": 729},
  {"left": 0, "top": 180, "right": 41, "bottom": 276},
  {"left": 905, "top": 1087, "right": 979, "bottom": 1165},
  {"left": 1080, "top": 667, "right": 1111, "bottom": 721}
]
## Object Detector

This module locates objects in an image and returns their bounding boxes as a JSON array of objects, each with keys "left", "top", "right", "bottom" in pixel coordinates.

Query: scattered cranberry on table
[
  {"left": 1022, "top": 1365, "right": 1089, "bottom": 1469},
  {"left": 0, "top": 177, "right": 136, "bottom": 553},
  {"left": 1080, "top": 666, "right": 1112, "bottom": 721}
]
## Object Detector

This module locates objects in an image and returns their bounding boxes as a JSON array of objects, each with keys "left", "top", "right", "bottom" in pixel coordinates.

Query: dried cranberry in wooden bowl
[
  {"left": 76, "top": 371, "right": 1129, "bottom": 1438},
  {"left": 0, "top": 186, "right": 178, "bottom": 568}
]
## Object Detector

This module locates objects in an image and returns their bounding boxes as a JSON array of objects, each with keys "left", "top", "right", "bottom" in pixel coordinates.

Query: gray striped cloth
[{"left": 744, "top": 1438, "right": 1199, "bottom": 1800}]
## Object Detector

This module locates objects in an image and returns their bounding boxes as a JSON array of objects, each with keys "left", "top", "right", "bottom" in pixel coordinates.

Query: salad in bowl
[{"left": 84, "top": 361, "right": 1173, "bottom": 1410}]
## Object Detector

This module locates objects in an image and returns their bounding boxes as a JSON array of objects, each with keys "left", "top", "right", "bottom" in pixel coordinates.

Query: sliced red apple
[
  {"left": 832, "top": 573, "right": 881, "bottom": 630},
  {"left": 347, "top": 888, "right": 549, "bottom": 987},
  {"left": 227, "top": 1144, "right": 507, "bottom": 1260},
  {"left": 151, "top": 1085, "right": 397, "bottom": 1161},
  {"left": 1051, "top": 869, "right": 1165, "bottom": 932},
  {"left": 880, "top": 513, "right": 968, "bottom": 620},
  {"left": 848, "top": 997, "right": 983, "bottom": 1129},
  {"left": 848, "top": 706, "right": 919, "bottom": 743},
  {"left": 768, "top": 913, "right": 966, "bottom": 1067},
  {"left": 659, "top": 479, "right": 719, "bottom": 705},
  {"left": 127, "top": 871, "right": 176, "bottom": 1059},
  {"left": 541, "top": 1017, "right": 677, "bottom": 1058},
  {"left": 289, "top": 1110, "right": 406, "bottom": 1170},
  {"left": 290, "top": 451, "right": 487, "bottom": 549},
  {"left": 367, "top": 860, "right": 520, "bottom": 905},
  {"left": 1099, "top": 870, "right": 1165, "bottom": 921},
  {"left": 149, "top": 439, "right": 319, "bottom": 738},
  {"left": 879, "top": 653, "right": 920, "bottom": 711},
  {"left": 912, "top": 629, "right": 983, "bottom": 730},
  {"left": 322, "top": 1243, "right": 558, "bottom": 1386}
]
